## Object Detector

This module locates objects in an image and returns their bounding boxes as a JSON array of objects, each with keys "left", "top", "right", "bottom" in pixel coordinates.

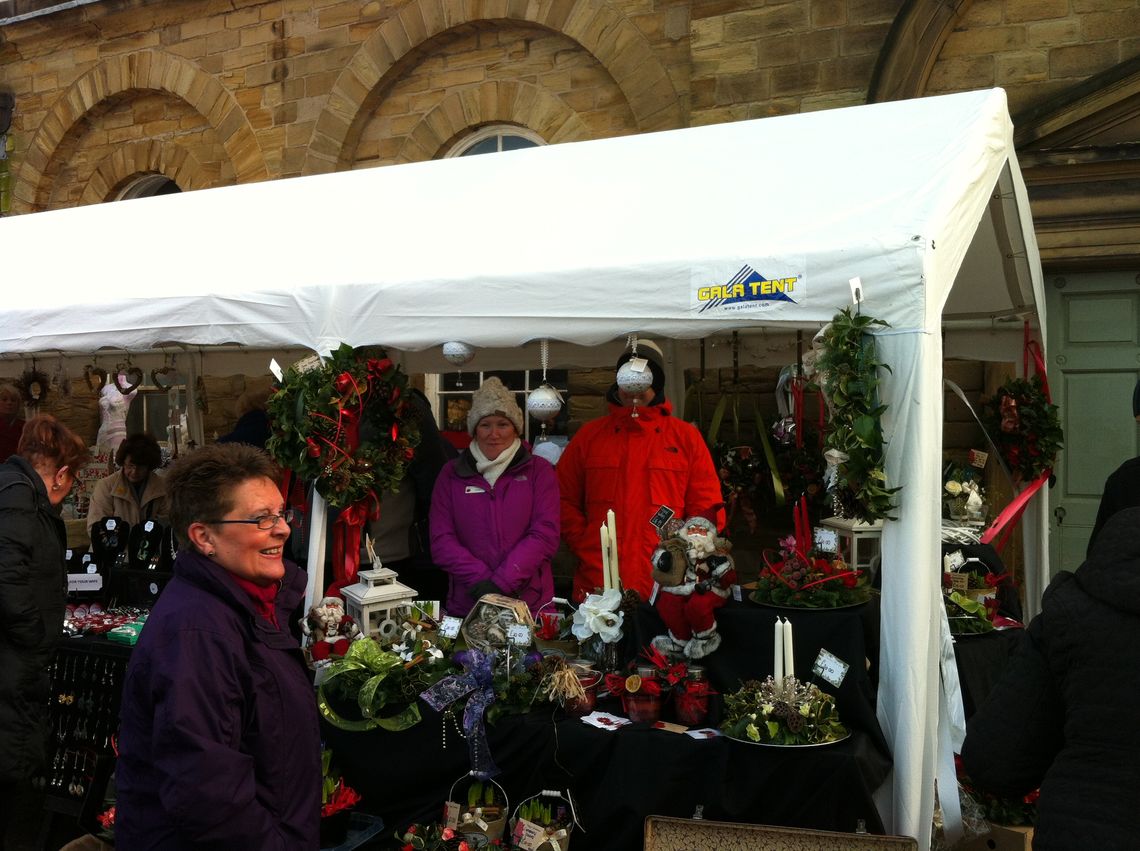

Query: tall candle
[
  {"left": 606, "top": 509, "right": 619, "bottom": 589},
  {"left": 773, "top": 617, "right": 784, "bottom": 683},
  {"left": 599, "top": 523, "right": 612, "bottom": 591},
  {"left": 783, "top": 618, "right": 795, "bottom": 681}
]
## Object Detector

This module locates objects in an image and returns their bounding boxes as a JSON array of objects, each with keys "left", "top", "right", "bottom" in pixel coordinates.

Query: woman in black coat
[
  {"left": 0, "top": 415, "right": 89, "bottom": 834},
  {"left": 961, "top": 506, "right": 1140, "bottom": 849}
]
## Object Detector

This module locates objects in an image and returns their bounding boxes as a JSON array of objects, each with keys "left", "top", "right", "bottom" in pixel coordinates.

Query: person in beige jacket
[{"left": 86, "top": 433, "right": 168, "bottom": 536}]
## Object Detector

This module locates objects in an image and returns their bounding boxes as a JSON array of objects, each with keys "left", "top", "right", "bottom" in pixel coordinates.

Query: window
[
  {"left": 438, "top": 369, "right": 570, "bottom": 445},
  {"left": 448, "top": 126, "right": 543, "bottom": 158},
  {"left": 116, "top": 175, "right": 181, "bottom": 200}
]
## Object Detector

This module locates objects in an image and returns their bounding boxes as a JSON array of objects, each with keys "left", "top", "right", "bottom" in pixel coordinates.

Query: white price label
[
  {"left": 814, "top": 528, "right": 840, "bottom": 554},
  {"left": 106, "top": 519, "right": 117, "bottom": 530},
  {"left": 442, "top": 800, "right": 460, "bottom": 829},
  {"left": 512, "top": 819, "right": 548, "bottom": 851},
  {"left": 507, "top": 623, "right": 532, "bottom": 646},
  {"left": 145, "top": 520, "right": 155, "bottom": 532},
  {"left": 812, "top": 648, "right": 849, "bottom": 689},
  {"left": 439, "top": 616, "right": 463, "bottom": 639}
]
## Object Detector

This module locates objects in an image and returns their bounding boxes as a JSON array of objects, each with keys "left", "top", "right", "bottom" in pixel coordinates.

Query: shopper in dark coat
[
  {"left": 116, "top": 443, "right": 320, "bottom": 849},
  {"left": 0, "top": 415, "right": 89, "bottom": 837},
  {"left": 962, "top": 506, "right": 1140, "bottom": 850}
]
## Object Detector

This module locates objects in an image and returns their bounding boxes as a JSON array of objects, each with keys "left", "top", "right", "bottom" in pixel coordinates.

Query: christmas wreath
[
  {"left": 980, "top": 375, "right": 1062, "bottom": 484},
  {"left": 266, "top": 343, "right": 421, "bottom": 508}
]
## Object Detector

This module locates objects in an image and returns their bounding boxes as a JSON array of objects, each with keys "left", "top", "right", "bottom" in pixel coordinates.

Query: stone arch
[
  {"left": 79, "top": 140, "right": 214, "bottom": 206},
  {"left": 16, "top": 50, "right": 267, "bottom": 210},
  {"left": 868, "top": 0, "right": 974, "bottom": 102},
  {"left": 302, "top": 0, "right": 683, "bottom": 174},
  {"left": 395, "top": 81, "right": 593, "bottom": 163}
]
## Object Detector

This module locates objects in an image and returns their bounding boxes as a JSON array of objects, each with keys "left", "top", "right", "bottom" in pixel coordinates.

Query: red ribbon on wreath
[{"left": 328, "top": 492, "right": 381, "bottom": 596}]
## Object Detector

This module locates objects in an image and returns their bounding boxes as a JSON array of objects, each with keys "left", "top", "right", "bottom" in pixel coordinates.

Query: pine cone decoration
[{"left": 786, "top": 713, "right": 804, "bottom": 733}]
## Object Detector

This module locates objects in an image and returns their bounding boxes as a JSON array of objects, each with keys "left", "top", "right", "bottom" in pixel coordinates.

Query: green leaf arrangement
[{"left": 814, "top": 307, "right": 901, "bottom": 522}]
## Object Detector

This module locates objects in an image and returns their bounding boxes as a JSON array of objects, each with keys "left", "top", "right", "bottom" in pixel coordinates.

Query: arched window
[
  {"left": 447, "top": 125, "right": 544, "bottom": 158},
  {"left": 116, "top": 174, "right": 181, "bottom": 200}
]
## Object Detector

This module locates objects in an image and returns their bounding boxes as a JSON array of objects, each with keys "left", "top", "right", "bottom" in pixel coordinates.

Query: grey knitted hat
[{"left": 467, "top": 376, "right": 524, "bottom": 436}]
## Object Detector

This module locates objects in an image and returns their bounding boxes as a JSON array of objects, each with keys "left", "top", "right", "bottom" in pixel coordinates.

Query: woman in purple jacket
[
  {"left": 430, "top": 377, "right": 560, "bottom": 617},
  {"left": 116, "top": 443, "right": 320, "bottom": 849}
]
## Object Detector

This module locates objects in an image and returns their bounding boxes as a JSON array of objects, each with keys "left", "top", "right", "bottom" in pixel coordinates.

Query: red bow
[{"left": 330, "top": 493, "right": 381, "bottom": 589}]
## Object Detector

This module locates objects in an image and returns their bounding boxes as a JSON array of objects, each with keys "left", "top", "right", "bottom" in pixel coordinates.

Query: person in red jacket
[{"left": 558, "top": 341, "right": 725, "bottom": 601}]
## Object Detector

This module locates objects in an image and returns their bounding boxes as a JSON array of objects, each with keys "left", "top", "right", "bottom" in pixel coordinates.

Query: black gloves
[{"left": 471, "top": 580, "right": 503, "bottom": 600}]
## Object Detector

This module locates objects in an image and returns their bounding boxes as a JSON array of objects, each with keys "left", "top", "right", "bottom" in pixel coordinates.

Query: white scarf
[{"left": 469, "top": 438, "right": 520, "bottom": 488}]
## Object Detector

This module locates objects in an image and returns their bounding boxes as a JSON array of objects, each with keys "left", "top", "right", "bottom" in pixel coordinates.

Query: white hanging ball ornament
[
  {"left": 616, "top": 361, "right": 653, "bottom": 395},
  {"left": 441, "top": 341, "right": 475, "bottom": 366},
  {"left": 526, "top": 384, "right": 562, "bottom": 423}
]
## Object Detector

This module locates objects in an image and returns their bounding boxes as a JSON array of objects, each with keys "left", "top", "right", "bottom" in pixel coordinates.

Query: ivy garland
[
  {"left": 980, "top": 375, "right": 1062, "bottom": 484},
  {"left": 814, "top": 307, "right": 900, "bottom": 523},
  {"left": 266, "top": 343, "right": 421, "bottom": 508}
]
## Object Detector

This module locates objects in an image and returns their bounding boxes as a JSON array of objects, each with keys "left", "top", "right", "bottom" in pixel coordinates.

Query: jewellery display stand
[
  {"left": 93, "top": 517, "right": 174, "bottom": 607},
  {"left": 36, "top": 638, "right": 130, "bottom": 847}
]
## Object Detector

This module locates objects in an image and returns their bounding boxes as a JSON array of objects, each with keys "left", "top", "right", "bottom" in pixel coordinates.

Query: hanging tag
[
  {"left": 442, "top": 801, "right": 461, "bottom": 829},
  {"left": 731, "top": 584, "right": 742, "bottom": 602},
  {"left": 507, "top": 623, "right": 532, "bottom": 646},
  {"left": 269, "top": 359, "right": 283, "bottom": 382},
  {"left": 968, "top": 449, "right": 988, "bottom": 469},
  {"left": 627, "top": 356, "right": 649, "bottom": 373},
  {"left": 144, "top": 520, "right": 155, "bottom": 533},
  {"left": 849, "top": 277, "right": 864, "bottom": 304},
  {"left": 812, "top": 648, "right": 850, "bottom": 688},
  {"left": 648, "top": 581, "right": 660, "bottom": 606},
  {"left": 106, "top": 519, "right": 117, "bottom": 530}
]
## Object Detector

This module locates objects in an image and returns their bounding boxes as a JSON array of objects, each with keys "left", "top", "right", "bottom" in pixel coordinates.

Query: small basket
[
  {"left": 509, "top": 788, "right": 580, "bottom": 851},
  {"left": 534, "top": 599, "right": 579, "bottom": 656},
  {"left": 444, "top": 772, "right": 509, "bottom": 843}
]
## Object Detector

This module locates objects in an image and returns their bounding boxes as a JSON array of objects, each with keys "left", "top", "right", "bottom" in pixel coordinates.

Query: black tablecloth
[
  {"left": 953, "top": 627, "right": 1025, "bottom": 719},
  {"left": 323, "top": 599, "right": 892, "bottom": 850}
]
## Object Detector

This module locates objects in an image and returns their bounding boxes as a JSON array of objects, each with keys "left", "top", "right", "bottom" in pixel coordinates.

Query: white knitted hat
[{"left": 467, "top": 376, "right": 525, "bottom": 436}]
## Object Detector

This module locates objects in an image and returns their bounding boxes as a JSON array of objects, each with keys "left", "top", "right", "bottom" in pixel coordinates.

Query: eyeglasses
[{"left": 209, "top": 509, "right": 296, "bottom": 530}]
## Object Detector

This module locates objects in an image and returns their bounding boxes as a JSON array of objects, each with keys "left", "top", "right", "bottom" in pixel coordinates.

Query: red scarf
[{"left": 230, "top": 575, "right": 280, "bottom": 627}]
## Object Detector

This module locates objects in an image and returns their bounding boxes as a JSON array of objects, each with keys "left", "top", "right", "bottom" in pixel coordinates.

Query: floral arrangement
[
  {"left": 813, "top": 307, "right": 900, "bottom": 522},
  {"left": 956, "top": 756, "right": 1038, "bottom": 826},
  {"left": 751, "top": 534, "right": 870, "bottom": 609},
  {"left": 570, "top": 588, "right": 626, "bottom": 666},
  {"left": 721, "top": 676, "right": 847, "bottom": 746},
  {"left": 943, "top": 464, "right": 987, "bottom": 522},
  {"left": 397, "top": 823, "right": 503, "bottom": 850},
  {"left": 980, "top": 375, "right": 1062, "bottom": 484},
  {"left": 320, "top": 749, "right": 361, "bottom": 819},
  {"left": 266, "top": 343, "right": 421, "bottom": 508},
  {"left": 713, "top": 443, "right": 765, "bottom": 533},
  {"left": 510, "top": 792, "right": 575, "bottom": 850},
  {"left": 318, "top": 631, "right": 456, "bottom": 732},
  {"left": 943, "top": 590, "right": 996, "bottom": 635}
]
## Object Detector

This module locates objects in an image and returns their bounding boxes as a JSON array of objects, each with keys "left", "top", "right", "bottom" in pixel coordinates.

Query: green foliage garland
[
  {"left": 266, "top": 343, "right": 421, "bottom": 508},
  {"left": 814, "top": 307, "right": 900, "bottom": 522}
]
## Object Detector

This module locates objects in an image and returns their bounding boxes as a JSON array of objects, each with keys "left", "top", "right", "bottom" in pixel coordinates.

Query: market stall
[{"left": 0, "top": 87, "right": 1047, "bottom": 848}]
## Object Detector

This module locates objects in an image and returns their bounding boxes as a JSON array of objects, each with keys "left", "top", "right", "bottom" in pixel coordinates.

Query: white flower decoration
[{"left": 571, "top": 589, "right": 625, "bottom": 644}]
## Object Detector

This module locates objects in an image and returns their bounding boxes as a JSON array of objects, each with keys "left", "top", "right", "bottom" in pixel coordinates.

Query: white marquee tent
[{"left": 0, "top": 87, "right": 1047, "bottom": 848}]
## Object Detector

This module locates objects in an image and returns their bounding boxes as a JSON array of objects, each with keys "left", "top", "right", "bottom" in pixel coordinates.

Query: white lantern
[
  {"left": 526, "top": 383, "right": 562, "bottom": 423},
  {"left": 441, "top": 341, "right": 475, "bottom": 366},
  {"left": 341, "top": 567, "right": 420, "bottom": 641}
]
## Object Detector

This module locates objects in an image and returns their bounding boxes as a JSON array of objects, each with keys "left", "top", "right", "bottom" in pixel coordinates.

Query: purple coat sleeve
[
  {"left": 494, "top": 457, "right": 560, "bottom": 595},
  {"left": 430, "top": 462, "right": 495, "bottom": 585}
]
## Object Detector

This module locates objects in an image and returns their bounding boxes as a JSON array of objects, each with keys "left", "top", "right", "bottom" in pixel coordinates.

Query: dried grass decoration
[{"left": 19, "top": 367, "right": 50, "bottom": 406}]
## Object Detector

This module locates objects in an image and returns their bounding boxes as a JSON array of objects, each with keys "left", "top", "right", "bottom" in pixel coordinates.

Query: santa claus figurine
[
  {"left": 650, "top": 516, "right": 736, "bottom": 659},
  {"left": 303, "top": 596, "right": 362, "bottom": 663}
]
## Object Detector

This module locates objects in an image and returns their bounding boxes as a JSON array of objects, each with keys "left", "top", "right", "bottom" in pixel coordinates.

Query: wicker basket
[
  {"left": 509, "top": 789, "right": 579, "bottom": 851},
  {"left": 445, "top": 773, "right": 508, "bottom": 844}
]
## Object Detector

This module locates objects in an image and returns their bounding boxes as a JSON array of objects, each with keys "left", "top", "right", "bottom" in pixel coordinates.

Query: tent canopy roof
[{"left": 0, "top": 87, "right": 1039, "bottom": 359}]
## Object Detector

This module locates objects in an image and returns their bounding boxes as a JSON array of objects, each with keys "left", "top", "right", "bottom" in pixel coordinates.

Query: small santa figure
[
  {"left": 650, "top": 515, "right": 736, "bottom": 659},
  {"left": 302, "top": 596, "right": 361, "bottom": 663}
]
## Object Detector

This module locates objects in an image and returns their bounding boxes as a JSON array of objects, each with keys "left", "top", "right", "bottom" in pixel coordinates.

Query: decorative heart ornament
[
  {"left": 151, "top": 367, "right": 177, "bottom": 390},
  {"left": 84, "top": 366, "right": 107, "bottom": 393},
  {"left": 114, "top": 366, "right": 144, "bottom": 395}
]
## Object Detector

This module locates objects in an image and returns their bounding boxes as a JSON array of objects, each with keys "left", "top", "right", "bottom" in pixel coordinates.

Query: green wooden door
[{"left": 1045, "top": 271, "right": 1140, "bottom": 575}]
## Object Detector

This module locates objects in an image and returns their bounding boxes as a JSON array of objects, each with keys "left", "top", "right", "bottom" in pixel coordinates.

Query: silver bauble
[
  {"left": 441, "top": 341, "right": 475, "bottom": 366},
  {"left": 526, "top": 384, "right": 563, "bottom": 423},
  {"left": 616, "top": 360, "right": 653, "bottom": 395}
]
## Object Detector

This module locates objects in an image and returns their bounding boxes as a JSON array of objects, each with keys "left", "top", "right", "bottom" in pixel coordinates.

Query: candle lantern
[
  {"left": 340, "top": 567, "right": 419, "bottom": 642},
  {"left": 819, "top": 516, "right": 883, "bottom": 577}
]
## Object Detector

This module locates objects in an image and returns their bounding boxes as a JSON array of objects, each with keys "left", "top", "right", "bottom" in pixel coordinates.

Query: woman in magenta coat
[{"left": 430, "top": 377, "right": 560, "bottom": 617}]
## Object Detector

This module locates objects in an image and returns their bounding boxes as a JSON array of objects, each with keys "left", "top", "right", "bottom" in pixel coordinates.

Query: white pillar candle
[
  {"left": 773, "top": 617, "right": 784, "bottom": 683},
  {"left": 599, "top": 523, "right": 612, "bottom": 591},
  {"left": 606, "top": 509, "right": 619, "bottom": 589},
  {"left": 783, "top": 617, "right": 795, "bottom": 682}
]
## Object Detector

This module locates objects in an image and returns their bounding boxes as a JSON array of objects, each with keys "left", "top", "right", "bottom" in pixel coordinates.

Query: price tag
[
  {"left": 439, "top": 616, "right": 463, "bottom": 639},
  {"left": 968, "top": 448, "right": 988, "bottom": 469},
  {"left": 507, "top": 623, "right": 532, "bottom": 646},
  {"left": 731, "top": 583, "right": 742, "bottom": 602},
  {"left": 812, "top": 648, "right": 849, "bottom": 689},
  {"left": 269, "top": 358, "right": 283, "bottom": 382},
  {"left": 106, "top": 519, "right": 117, "bottom": 530},
  {"left": 949, "top": 573, "right": 970, "bottom": 593},
  {"left": 512, "top": 819, "right": 548, "bottom": 851},
  {"left": 68, "top": 573, "right": 103, "bottom": 592},
  {"left": 442, "top": 801, "right": 460, "bottom": 829},
  {"left": 627, "top": 356, "right": 648, "bottom": 373},
  {"left": 145, "top": 520, "right": 155, "bottom": 532},
  {"left": 813, "top": 527, "right": 840, "bottom": 554},
  {"left": 649, "top": 505, "right": 675, "bottom": 530},
  {"left": 148, "top": 582, "right": 160, "bottom": 596},
  {"left": 945, "top": 550, "right": 965, "bottom": 571},
  {"left": 86, "top": 563, "right": 97, "bottom": 574}
]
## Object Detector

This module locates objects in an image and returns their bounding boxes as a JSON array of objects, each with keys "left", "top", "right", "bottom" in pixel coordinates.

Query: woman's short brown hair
[
  {"left": 18, "top": 414, "right": 90, "bottom": 473},
  {"left": 163, "top": 443, "right": 281, "bottom": 539},
  {"left": 115, "top": 433, "right": 163, "bottom": 470}
]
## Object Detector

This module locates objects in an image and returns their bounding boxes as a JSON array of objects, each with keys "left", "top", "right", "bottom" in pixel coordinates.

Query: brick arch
[
  {"left": 395, "top": 81, "right": 593, "bottom": 163},
  {"left": 302, "top": 0, "right": 683, "bottom": 174},
  {"left": 79, "top": 140, "right": 214, "bottom": 206},
  {"left": 868, "top": 0, "right": 976, "bottom": 102},
  {"left": 16, "top": 50, "right": 267, "bottom": 211}
]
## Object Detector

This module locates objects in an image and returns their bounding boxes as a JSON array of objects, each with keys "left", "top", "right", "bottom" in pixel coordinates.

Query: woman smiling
[{"left": 115, "top": 443, "right": 319, "bottom": 849}]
